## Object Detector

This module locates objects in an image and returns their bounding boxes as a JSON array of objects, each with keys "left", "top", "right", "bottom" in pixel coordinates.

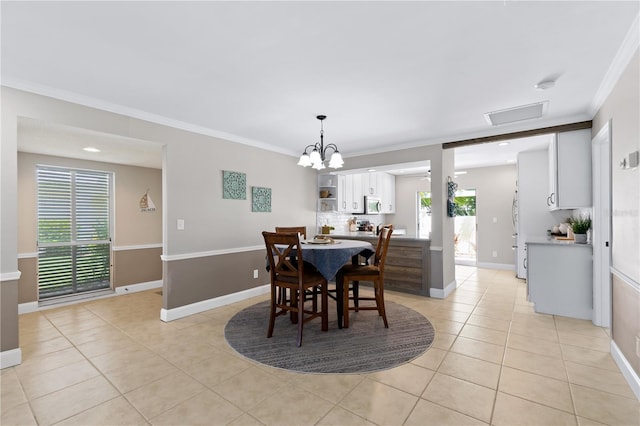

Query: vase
[{"left": 574, "top": 233, "right": 587, "bottom": 244}]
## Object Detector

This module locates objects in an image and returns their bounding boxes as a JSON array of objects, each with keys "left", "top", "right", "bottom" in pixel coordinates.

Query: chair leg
[
  {"left": 343, "top": 278, "right": 351, "bottom": 329},
  {"left": 321, "top": 283, "right": 328, "bottom": 332},
  {"left": 268, "top": 286, "right": 277, "bottom": 338},
  {"left": 296, "top": 286, "right": 305, "bottom": 347},
  {"left": 353, "top": 281, "right": 360, "bottom": 311},
  {"left": 375, "top": 280, "right": 389, "bottom": 328}
]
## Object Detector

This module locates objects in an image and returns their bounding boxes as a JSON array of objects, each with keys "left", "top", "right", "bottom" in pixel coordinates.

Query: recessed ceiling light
[
  {"left": 498, "top": 142, "right": 510, "bottom": 146},
  {"left": 83, "top": 147, "right": 100, "bottom": 153}
]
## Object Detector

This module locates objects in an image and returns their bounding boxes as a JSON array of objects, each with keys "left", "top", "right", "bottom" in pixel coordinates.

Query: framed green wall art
[
  {"left": 252, "top": 187, "right": 271, "bottom": 212},
  {"left": 222, "top": 170, "right": 246, "bottom": 200}
]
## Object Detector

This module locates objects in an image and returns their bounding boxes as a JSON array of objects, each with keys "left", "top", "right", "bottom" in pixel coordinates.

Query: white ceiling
[{"left": 2, "top": 1, "right": 638, "bottom": 170}]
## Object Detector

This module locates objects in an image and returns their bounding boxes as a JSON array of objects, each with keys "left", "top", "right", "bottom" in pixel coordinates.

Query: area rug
[{"left": 224, "top": 300, "right": 435, "bottom": 374}]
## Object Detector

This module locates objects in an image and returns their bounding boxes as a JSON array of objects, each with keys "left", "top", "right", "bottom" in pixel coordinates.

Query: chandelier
[{"left": 297, "top": 115, "right": 344, "bottom": 170}]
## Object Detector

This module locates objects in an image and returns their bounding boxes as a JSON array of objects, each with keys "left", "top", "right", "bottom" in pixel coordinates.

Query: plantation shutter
[{"left": 37, "top": 166, "right": 112, "bottom": 299}]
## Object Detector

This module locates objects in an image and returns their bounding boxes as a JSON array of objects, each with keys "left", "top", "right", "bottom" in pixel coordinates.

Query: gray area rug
[{"left": 224, "top": 300, "right": 435, "bottom": 374}]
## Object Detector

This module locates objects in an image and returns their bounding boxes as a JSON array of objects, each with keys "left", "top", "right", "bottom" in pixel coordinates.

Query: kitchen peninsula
[{"left": 331, "top": 233, "right": 431, "bottom": 296}]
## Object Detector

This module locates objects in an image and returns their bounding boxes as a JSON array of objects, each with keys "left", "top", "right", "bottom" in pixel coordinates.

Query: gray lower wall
[
  {"left": 17, "top": 258, "right": 38, "bottom": 304},
  {"left": 113, "top": 248, "right": 162, "bottom": 288},
  {"left": 163, "top": 249, "right": 268, "bottom": 310},
  {"left": 1, "top": 280, "right": 19, "bottom": 352},
  {"left": 17, "top": 248, "right": 162, "bottom": 304}
]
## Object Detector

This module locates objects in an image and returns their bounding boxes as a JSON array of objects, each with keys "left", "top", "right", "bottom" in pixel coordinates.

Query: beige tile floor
[{"left": 2, "top": 266, "right": 639, "bottom": 425}]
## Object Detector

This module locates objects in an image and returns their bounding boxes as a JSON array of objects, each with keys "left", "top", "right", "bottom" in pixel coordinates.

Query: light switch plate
[
  {"left": 629, "top": 150, "right": 639, "bottom": 168},
  {"left": 177, "top": 219, "right": 185, "bottom": 230}
]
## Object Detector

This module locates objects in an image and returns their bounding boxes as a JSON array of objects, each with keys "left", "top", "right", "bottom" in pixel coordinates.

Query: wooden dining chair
[
  {"left": 275, "top": 226, "right": 307, "bottom": 239},
  {"left": 337, "top": 225, "right": 393, "bottom": 328},
  {"left": 275, "top": 226, "right": 310, "bottom": 307},
  {"left": 262, "top": 231, "right": 328, "bottom": 347}
]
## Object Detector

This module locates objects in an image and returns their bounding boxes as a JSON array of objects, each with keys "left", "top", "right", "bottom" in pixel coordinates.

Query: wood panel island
[{"left": 331, "top": 233, "right": 431, "bottom": 296}]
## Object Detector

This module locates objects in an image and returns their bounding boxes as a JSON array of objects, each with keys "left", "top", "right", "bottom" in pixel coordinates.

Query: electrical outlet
[
  {"left": 253, "top": 269, "right": 259, "bottom": 279},
  {"left": 492, "top": 250, "right": 498, "bottom": 258}
]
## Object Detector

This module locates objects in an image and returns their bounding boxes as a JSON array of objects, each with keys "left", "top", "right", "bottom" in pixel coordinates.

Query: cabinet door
[
  {"left": 548, "top": 129, "right": 592, "bottom": 210},
  {"left": 380, "top": 173, "right": 396, "bottom": 213},
  {"left": 364, "top": 172, "right": 380, "bottom": 196},
  {"left": 351, "top": 174, "right": 363, "bottom": 211},
  {"left": 547, "top": 135, "right": 558, "bottom": 209},
  {"left": 337, "top": 175, "right": 348, "bottom": 212},
  {"left": 556, "top": 129, "right": 592, "bottom": 209}
]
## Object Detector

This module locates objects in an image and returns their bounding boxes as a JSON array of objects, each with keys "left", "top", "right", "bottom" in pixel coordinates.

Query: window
[{"left": 37, "top": 166, "right": 112, "bottom": 299}]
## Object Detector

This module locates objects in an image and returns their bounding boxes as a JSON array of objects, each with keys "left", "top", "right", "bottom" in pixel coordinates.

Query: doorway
[
  {"left": 417, "top": 189, "right": 478, "bottom": 265},
  {"left": 453, "top": 189, "right": 477, "bottom": 265}
]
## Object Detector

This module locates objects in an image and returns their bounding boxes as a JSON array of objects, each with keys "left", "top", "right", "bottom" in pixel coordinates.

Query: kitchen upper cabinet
[
  {"left": 547, "top": 129, "right": 592, "bottom": 210},
  {"left": 380, "top": 173, "right": 396, "bottom": 213},
  {"left": 362, "top": 172, "right": 380, "bottom": 196},
  {"left": 337, "top": 174, "right": 363, "bottom": 213},
  {"left": 335, "top": 171, "right": 395, "bottom": 213}
]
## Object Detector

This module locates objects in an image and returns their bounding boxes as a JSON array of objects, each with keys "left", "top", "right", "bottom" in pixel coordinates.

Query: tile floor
[{"left": 2, "top": 266, "right": 639, "bottom": 425}]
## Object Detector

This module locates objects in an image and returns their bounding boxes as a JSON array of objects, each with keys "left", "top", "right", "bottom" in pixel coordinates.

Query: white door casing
[{"left": 592, "top": 121, "right": 612, "bottom": 328}]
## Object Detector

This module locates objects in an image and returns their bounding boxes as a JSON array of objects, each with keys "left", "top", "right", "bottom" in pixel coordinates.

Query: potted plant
[{"left": 570, "top": 215, "right": 591, "bottom": 244}]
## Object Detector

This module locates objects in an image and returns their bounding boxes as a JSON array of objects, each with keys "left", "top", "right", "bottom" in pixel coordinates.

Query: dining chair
[
  {"left": 275, "top": 226, "right": 310, "bottom": 307},
  {"left": 262, "top": 231, "right": 328, "bottom": 347},
  {"left": 275, "top": 226, "right": 307, "bottom": 239},
  {"left": 337, "top": 225, "right": 393, "bottom": 328}
]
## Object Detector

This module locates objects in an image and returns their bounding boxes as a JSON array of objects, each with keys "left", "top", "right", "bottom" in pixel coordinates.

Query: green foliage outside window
[{"left": 418, "top": 192, "right": 476, "bottom": 216}]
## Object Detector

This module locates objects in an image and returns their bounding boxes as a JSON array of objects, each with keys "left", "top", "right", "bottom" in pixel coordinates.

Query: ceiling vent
[{"left": 484, "top": 101, "right": 548, "bottom": 126}]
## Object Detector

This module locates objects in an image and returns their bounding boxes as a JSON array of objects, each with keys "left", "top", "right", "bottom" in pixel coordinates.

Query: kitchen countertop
[
  {"left": 329, "top": 232, "right": 429, "bottom": 241},
  {"left": 526, "top": 236, "right": 592, "bottom": 247}
]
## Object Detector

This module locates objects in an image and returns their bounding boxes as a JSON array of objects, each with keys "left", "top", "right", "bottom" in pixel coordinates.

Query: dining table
[{"left": 298, "top": 239, "right": 374, "bottom": 328}]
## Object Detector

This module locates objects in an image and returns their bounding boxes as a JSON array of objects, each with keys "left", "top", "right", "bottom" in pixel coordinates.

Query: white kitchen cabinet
[
  {"left": 362, "top": 172, "right": 380, "bottom": 196},
  {"left": 337, "top": 174, "right": 363, "bottom": 213},
  {"left": 380, "top": 173, "right": 396, "bottom": 213},
  {"left": 526, "top": 241, "right": 593, "bottom": 320},
  {"left": 547, "top": 129, "right": 592, "bottom": 210}
]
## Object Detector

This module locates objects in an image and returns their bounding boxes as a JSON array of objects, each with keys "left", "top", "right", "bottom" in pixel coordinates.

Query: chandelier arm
[{"left": 302, "top": 143, "right": 321, "bottom": 154}]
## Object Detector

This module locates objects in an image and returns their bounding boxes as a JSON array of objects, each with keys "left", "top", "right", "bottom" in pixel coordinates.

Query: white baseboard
[
  {"left": 115, "top": 280, "right": 163, "bottom": 295},
  {"left": 430, "top": 279, "right": 458, "bottom": 299},
  {"left": 611, "top": 340, "right": 640, "bottom": 401},
  {"left": 476, "top": 262, "right": 516, "bottom": 271},
  {"left": 160, "top": 284, "right": 270, "bottom": 322},
  {"left": 0, "top": 348, "right": 22, "bottom": 369},
  {"left": 18, "top": 302, "right": 39, "bottom": 314},
  {"left": 18, "top": 280, "right": 163, "bottom": 314}
]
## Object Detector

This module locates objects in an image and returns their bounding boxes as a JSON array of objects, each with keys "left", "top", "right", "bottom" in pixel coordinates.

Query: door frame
[{"left": 592, "top": 120, "right": 612, "bottom": 327}]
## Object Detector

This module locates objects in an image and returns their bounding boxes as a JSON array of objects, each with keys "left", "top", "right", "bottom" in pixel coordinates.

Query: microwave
[{"left": 365, "top": 196, "right": 382, "bottom": 214}]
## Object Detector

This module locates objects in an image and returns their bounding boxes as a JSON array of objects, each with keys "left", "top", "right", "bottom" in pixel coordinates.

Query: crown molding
[
  {"left": 589, "top": 13, "right": 640, "bottom": 116},
  {"left": 1, "top": 78, "right": 297, "bottom": 157}
]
